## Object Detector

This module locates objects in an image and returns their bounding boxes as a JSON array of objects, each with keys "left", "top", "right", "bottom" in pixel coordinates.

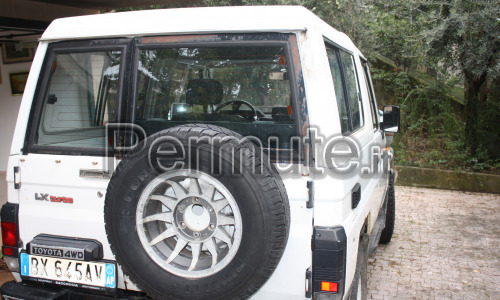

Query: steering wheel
[{"left": 215, "top": 100, "right": 258, "bottom": 121}]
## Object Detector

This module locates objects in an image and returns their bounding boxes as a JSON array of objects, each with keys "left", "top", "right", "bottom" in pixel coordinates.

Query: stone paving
[{"left": 368, "top": 186, "right": 500, "bottom": 299}]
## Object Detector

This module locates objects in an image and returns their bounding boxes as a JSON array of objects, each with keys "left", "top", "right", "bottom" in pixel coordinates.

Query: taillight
[
  {"left": 3, "top": 245, "right": 15, "bottom": 256},
  {"left": 321, "top": 281, "right": 338, "bottom": 292},
  {"left": 312, "top": 226, "right": 346, "bottom": 300},
  {"left": 1, "top": 203, "right": 20, "bottom": 257},
  {"left": 1, "top": 221, "right": 17, "bottom": 247}
]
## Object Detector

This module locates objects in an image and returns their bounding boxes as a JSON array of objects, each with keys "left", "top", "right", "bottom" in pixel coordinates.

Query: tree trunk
[{"left": 464, "top": 72, "right": 486, "bottom": 157}]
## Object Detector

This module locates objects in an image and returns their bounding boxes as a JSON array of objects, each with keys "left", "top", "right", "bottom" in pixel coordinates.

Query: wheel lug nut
[
  {"left": 179, "top": 222, "right": 186, "bottom": 228},
  {"left": 193, "top": 231, "right": 201, "bottom": 238},
  {"left": 209, "top": 224, "right": 215, "bottom": 231},
  {"left": 194, "top": 197, "right": 200, "bottom": 203}
]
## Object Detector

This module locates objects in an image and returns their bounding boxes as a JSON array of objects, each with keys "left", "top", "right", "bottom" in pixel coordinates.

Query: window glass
[
  {"left": 36, "top": 51, "right": 121, "bottom": 148},
  {"left": 339, "top": 51, "right": 363, "bottom": 131},
  {"left": 134, "top": 46, "right": 296, "bottom": 149},
  {"left": 362, "top": 61, "right": 379, "bottom": 129},
  {"left": 326, "top": 46, "right": 349, "bottom": 134}
]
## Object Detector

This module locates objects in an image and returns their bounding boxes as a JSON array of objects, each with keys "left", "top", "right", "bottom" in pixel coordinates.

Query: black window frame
[
  {"left": 361, "top": 59, "right": 379, "bottom": 131},
  {"left": 24, "top": 39, "right": 133, "bottom": 156},
  {"left": 324, "top": 40, "right": 365, "bottom": 136},
  {"left": 24, "top": 34, "right": 307, "bottom": 164}
]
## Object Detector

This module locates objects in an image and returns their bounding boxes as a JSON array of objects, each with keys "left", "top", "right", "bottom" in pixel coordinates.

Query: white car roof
[
  {"left": 40, "top": 6, "right": 363, "bottom": 60},
  {"left": 41, "top": 6, "right": 325, "bottom": 41}
]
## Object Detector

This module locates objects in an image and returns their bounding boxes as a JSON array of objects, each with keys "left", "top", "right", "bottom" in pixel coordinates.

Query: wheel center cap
[
  {"left": 184, "top": 204, "right": 210, "bottom": 231},
  {"left": 174, "top": 197, "right": 217, "bottom": 241}
]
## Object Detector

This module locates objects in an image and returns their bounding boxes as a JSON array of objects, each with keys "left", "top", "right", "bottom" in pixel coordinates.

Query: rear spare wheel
[{"left": 104, "top": 124, "right": 290, "bottom": 299}]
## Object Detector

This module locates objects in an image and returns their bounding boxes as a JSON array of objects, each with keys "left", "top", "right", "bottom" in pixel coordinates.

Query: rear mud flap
[{"left": 368, "top": 199, "right": 387, "bottom": 255}]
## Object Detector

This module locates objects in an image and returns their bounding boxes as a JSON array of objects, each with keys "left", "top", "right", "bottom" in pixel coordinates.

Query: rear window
[
  {"left": 134, "top": 45, "right": 296, "bottom": 150},
  {"left": 35, "top": 50, "right": 122, "bottom": 148},
  {"left": 26, "top": 36, "right": 302, "bottom": 158}
]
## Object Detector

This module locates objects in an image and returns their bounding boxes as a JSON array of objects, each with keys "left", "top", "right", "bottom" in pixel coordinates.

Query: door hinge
[
  {"left": 306, "top": 180, "right": 314, "bottom": 209},
  {"left": 305, "top": 267, "right": 312, "bottom": 298},
  {"left": 13, "top": 166, "right": 20, "bottom": 189}
]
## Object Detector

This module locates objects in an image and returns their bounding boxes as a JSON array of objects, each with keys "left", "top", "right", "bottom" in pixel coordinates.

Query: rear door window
[
  {"left": 325, "top": 42, "right": 364, "bottom": 135},
  {"left": 361, "top": 60, "right": 379, "bottom": 130},
  {"left": 29, "top": 41, "right": 127, "bottom": 152},
  {"left": 326, "top": 46, "right": 349, "bottom": 134},
  {"left": 339, "top": 51, "right": 363, "bottom": 131},
  {"left": 26, "top": 35, "right": 303, "bottom": 160},
  {"left": 134, "top": 42, "right": 297, "bottom": 150}
]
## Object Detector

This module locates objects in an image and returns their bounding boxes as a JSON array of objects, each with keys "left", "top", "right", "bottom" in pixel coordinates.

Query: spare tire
[{"left": 104, "top": 124, "right": 290, "bottom": 299}]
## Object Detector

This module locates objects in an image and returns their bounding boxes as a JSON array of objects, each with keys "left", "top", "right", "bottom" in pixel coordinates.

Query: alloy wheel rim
[{"left": 136, "top": 169, "right": 242, "bottom": 278}]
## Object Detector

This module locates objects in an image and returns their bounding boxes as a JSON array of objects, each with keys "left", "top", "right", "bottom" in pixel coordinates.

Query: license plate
[{"left": 20, "top": 253, "right": 116, "bottom": 290}]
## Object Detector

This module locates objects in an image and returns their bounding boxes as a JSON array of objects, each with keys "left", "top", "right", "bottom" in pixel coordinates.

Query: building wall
[
  {"left": 0, "top": 61, "right": 32, "bottom": 171},
  {"left": 0, "top": 1, "right": 97, "bottom": 171},
  {"left": 0, "top": 0, "right": 97, "bottom": 22}
]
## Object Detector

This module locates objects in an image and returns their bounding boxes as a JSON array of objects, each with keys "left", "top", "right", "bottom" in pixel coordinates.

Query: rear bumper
[{"left": 0, "top": 281, "right": 148, "bottom": 300}]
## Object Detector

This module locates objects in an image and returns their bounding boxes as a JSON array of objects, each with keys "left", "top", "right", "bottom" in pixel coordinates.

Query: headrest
[
  {"left": 272, "top": 106, "right": 292, "bottom": 122},
  {"left": 186, "top": 79, "right": 223, "bottom": 105}
]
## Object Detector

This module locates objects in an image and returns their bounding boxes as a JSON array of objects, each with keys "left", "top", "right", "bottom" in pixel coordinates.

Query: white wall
[
  {"left": 0, "top": 1, "right": 97, "bottom": 172},
  {"left": 0, "top": 61, "right": 32, "bottom": 171}
]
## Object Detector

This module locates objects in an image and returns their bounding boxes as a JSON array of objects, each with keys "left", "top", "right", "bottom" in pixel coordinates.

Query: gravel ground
[{"left": 368, "top": 186, "right": 500, "bottom": 299}]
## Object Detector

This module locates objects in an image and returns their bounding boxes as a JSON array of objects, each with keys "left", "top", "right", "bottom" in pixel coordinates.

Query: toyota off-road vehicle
[{"left": 1, "top": 6, "right": 400, "bottom": 300}]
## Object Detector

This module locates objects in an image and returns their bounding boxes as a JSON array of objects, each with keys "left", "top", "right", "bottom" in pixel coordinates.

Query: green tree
[
  {"left": 117, "top": 0, "right": 500, "bottom": 171},
  {"left": 425, "top": 0, "right": 500, "bottom": 156}
]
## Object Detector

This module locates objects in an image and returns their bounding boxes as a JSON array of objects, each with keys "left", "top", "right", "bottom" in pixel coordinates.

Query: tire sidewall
[
  {"left": 349, "top": 235, "right": 368, "bottom": 300},
  {"left": 379, "top": 172, "right": 395, "bottom": 244}
]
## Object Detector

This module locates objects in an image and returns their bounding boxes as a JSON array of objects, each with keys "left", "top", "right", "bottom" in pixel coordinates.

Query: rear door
[
  {"left": 360, "top": 60, "right": 386, "bottom": 207},
  {"left": 19, "top": 39, "right": 131, "bottom": 261},
  {"left": 324, "top": 42, "right": 384, "bottom": 213}
]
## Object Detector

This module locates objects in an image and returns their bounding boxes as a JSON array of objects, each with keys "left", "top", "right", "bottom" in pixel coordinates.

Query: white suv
[{"left": 1, "top": 6, "right": 399, "bottom": 300}]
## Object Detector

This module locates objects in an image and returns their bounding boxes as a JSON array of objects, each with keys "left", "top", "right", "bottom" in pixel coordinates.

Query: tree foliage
[
  {"left": 117, "top": 0, "right": 500, "bottom": 172},
  {"left": 424, "top": 0, "right": 500, "bottom": 156}
]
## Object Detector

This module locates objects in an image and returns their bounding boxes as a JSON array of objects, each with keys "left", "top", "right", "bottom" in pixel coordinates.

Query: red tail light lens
[
  {"left": 1, "top": 221, "right": 18, "bottom": 247},
  {"left": 321, "top": 281, "right": 338, "bottom": 292},
  {"left": 3, "top": 247, "right": 14, "bottom": 256}
]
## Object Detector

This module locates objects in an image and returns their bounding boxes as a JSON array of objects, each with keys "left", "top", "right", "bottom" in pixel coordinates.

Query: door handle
[
  {"left": 79, "top": 169, "right": 111, "bottom": 179},
  {"left": 351, "top": 183, "right": 361, "bottom": 209}
]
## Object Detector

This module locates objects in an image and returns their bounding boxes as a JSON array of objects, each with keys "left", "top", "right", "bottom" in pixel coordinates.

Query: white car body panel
[{"left": 250, "top": 175, "right": 312, "bottom": 300}]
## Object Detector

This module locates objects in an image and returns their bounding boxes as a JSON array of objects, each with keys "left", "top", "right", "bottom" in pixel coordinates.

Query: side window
[
  {"left": 362, "top": 60, "right": 379, "bottom": 130},
  {"left": 339, "top": 51, "right": 363, "bottom": 131},
  {"left": 326, "top": 46, "right": 349, "bottom": 134},
  {"left": 35, "top": 50, "right": 122, "bottom": 148},
  {"left": 325, "top": 42, "right": 364, "bottom": 135}
]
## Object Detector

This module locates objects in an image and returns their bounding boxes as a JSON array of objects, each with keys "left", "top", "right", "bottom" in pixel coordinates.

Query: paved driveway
[{"left": 368, "top": 186, "right": 500, "bottom": 299}]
